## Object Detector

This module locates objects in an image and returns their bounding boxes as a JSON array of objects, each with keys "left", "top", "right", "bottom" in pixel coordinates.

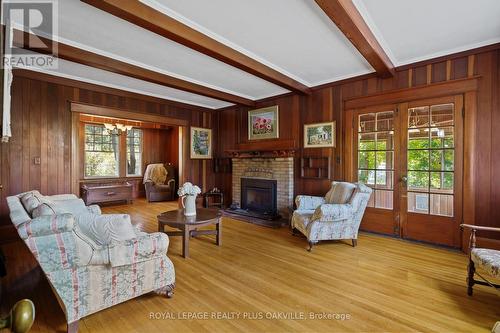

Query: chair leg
[
  {"left": 307, "top": 241, "right": 317, "bottom": 252},
  {"left": 352, "top": 239, "right": 357, "bottom": 247},
  {"left": 467, "top": 259, "right": 475, "bottom": 296}
]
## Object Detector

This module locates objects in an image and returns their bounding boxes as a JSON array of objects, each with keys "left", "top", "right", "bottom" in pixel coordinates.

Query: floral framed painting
[
  {"left": 304, "top": 121, "right": 336, "bottom": 148},
  {"left": 248, "top": 106, "right": 279, "bottom": 140},
  {"left": 190, "top": 127, "right": 212, "bottom": 159}
]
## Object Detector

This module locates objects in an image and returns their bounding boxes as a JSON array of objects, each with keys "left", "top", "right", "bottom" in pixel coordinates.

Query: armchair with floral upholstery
[
  {"left": 291, "top": 181, "right": 372, "bottom": 251},
  {"left": 460, "top": 224, "right": 500, "bottom": 296}
]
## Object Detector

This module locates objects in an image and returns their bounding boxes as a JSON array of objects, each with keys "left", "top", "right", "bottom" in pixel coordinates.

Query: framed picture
[
  {"left": 190, "top": 127, "right": 212, "bottom": 159},
  {"left": 304, "top": 121, "right": 336, "bottom": 148},
  {"left": 248, "top": 106, "right": 279, "bottom": 140}
]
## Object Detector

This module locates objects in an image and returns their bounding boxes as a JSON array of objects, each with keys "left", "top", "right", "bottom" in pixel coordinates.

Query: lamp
[{"left": 103, "top": 123, "right": 133, "bottom": 136}]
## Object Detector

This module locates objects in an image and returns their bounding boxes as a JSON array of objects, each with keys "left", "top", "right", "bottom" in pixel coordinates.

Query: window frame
[
  {"left": 126, "top": 128, "right": 144, "bottom": 177},
  {"left": 82, "top": 123, "right": 144, "bottom": 180}
]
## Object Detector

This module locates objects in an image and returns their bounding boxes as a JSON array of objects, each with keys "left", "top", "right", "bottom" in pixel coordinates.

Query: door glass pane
[
  {"left": 430, "top": 127, "right": 454, "bottom": 148},
  {"left": 430, "top": 150, "right": 454, "bottom": 171},
  {"left": 358, "top": 170, "right": 375, "bottom": 186},
  {"left": 430, "top": 194, "right": 453, "bottom": 217},
  {"left": 357, "top": 111, "right": 394, "bottom": 210},
  {"left": 375, "top": 190, "right": 393, "bottom": 209},
  {"left": 376, "top": 112, "right": 394, "bottom": 131},
  {"left": 408, "top": 192, "right": 429, "bottom": 214},
  {"left": 430, "top": 172, "right": 453, "bottom": 192},
  {"left": 408, "top": 171, "right": 429, "bottom": 191},
  {"left": 376, "top": 151, "right": 393, "bottom": 170},
  {"left": 359, "top": 151, "right": 375, "bottom": 169},
  {"left": 359, "top": 113, "right": 376, "bottom": 132},
  {"left": 376, "top": 131, "right": 394, "bottom": 150},
  {"left": 408, "top": 150, "right": 429, "bottom": 170},
  {"left": 358, "top": 133, "right": 376, "bottom": 150},
  {"left": 408, "top": 129, "right": 429, "bottom": 149},
  {"left": 407, "top": 103, "right": 455, "bottom": 217},
  {"left": 408, "top": 106, "right": 430, "bottom": 128},
  {"left": 431, "top": 104, "right": 454, "bottom": 127}
]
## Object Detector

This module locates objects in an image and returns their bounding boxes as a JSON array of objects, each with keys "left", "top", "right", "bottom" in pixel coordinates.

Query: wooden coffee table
[{"left": 157, "top": 208, "right": 222, "bottom": 258}]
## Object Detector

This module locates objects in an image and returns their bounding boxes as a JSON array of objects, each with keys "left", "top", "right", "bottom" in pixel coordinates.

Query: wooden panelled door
[{"left": 351, "top": 95, "right": 464, "bottom": 247}]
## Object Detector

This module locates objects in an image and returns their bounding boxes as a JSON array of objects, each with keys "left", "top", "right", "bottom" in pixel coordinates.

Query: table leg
[
  {"left": 158, "top": 222, "right": 162, "bottom": 233},
  {"left": 216, "top": 219, "right": 222, "bottom": 246},
  {"left": 183, "top": 226, "right": 190, "bottom": 258}
]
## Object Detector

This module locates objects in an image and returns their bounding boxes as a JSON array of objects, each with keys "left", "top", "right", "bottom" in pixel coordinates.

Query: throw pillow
[
  {"left": 76, "top": 214, "right": 136, "bottom": 246},
  {"left": 325, "top": 182, "right": 356, "bottom": 204},
  {"left": 31, "top": 202, "right": 57, "bottom": 218},
  {"left": 20, "top": 192, "right": 43, "bottom": 215}
]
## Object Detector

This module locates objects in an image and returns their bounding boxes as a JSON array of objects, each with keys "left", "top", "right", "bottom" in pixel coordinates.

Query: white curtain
[
  {"left": 1, "top": 26, "right": 13, "bottom": 143},
  {"left": 2, "top": 66, "right": 12, "bottom": 142}
]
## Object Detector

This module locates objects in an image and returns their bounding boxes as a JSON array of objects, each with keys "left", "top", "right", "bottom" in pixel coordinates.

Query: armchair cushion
[
  {"left": 108, "top": 232, "right": 169, "bottom": 267},
  {"left": 471, "top": 248, "right": 500, "bottom": 278},
  {"left": 325, "top": 182, "right": 356, "bottom": 204},
  {"left": 295, "top": 195, "right": 325, "bottom": 210},
  {"left": 76, "top": 214, "right": 137, "bottom": 247},
  {"left": 311, "top": 204, "right": 353, "bottom": 222}
]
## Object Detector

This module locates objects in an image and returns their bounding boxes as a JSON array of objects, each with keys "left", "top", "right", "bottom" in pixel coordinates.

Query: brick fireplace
[{"left": 231, "top": 157, "right": 294, "bottom": 218}]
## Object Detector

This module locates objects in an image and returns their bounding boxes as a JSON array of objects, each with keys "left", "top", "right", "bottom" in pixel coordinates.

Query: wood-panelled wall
[
  {"left": 0, "top": 70, "right": 216, "bottom": 232},
  {"left": 215, "top": 49, "right": 500, "bottom": 237}
]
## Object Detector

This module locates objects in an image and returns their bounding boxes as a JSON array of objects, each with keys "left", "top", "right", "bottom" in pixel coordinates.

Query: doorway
[{"left": 350, "top": 95, "right": 464, "bottom": 247}]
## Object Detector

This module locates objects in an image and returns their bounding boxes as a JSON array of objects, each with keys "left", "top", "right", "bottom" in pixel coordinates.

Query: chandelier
[{"left": 103, "top": 123, "right": 133, "bottom": 136}]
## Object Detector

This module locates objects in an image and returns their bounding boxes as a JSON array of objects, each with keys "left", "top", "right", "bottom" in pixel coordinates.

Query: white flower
[{"left": 177, "top": 182, "right": 201, "bottom": 197}]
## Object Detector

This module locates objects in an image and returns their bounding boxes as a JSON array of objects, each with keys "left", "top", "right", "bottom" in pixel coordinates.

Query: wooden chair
[{"left": 460, "top": 224, "right": 500, "bottom": 296}]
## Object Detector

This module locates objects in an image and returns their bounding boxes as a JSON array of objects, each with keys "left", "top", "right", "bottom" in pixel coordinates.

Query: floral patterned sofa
[
  {"left": 291, "top": 182, "right": 372, "bottom": 251},
  {"left": 7, "top": 191, "right": 175, "bottom": 333}
]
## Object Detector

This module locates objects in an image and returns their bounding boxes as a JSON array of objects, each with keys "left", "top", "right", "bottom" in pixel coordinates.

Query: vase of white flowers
[{"left": 177, "top": 182, "right": 201, "bottom": 216}]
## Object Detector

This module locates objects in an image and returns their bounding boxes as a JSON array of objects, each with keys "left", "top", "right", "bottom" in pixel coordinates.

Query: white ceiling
[
  {"left": 146, "top": 0, "right": 374, "bottom": 86},
  {"left": 8, "top": 0, "right": 500, "bottom": 109},
  {"left": 354, "top": 0, "right": 500, "bottom": 66}
]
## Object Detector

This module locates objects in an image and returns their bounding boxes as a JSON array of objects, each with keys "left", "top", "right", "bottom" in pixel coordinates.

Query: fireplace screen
[{"left": 241, "top": 178, "right": 278, "bottom": 217}]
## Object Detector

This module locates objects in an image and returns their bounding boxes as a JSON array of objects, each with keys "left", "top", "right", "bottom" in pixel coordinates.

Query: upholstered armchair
[
  {"left": 460, "top": 224, "right": 500, "bottom": 295},
  {"left": 291, "top": 181, "right": 372, "bottom": 251},
  {"left": 144, "top": 163, "right": 176, "bottom": 202}
]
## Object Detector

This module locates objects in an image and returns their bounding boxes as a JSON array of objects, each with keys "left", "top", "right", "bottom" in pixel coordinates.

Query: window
[
  {"left": 127, "top": 128, "right": 142, "bottom": 176},
  {"left": 84, "top": 124, "right": 143, "bottom": 178},
  {"left": 85, "top": 124, "right": 119, "bottom": 177}
]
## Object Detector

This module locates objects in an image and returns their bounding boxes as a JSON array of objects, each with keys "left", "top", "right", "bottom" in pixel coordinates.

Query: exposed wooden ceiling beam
[
  {"left": 314, "top": 0, "right": 395, "bottom": 78},
  {"left": 81, "top": 0, "right": 311, "bottom": 94},
  {"left": 12, "top": 29, "right": 255, "bottom": 106}
]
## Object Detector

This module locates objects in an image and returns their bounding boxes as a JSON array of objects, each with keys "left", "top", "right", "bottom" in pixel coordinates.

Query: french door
[{"left": 351, "top": 95, "right": 463, "bottom": 247}]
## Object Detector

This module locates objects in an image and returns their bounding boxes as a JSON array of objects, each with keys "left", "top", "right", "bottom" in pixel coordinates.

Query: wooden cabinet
[{"left": 81, "top": 182, "right": 133, "bottom": 205}]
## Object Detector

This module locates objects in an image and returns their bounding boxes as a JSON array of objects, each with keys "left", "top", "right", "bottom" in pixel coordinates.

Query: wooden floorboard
[{"left": 1, "top": 198, "right": 499, "bottom": 332}]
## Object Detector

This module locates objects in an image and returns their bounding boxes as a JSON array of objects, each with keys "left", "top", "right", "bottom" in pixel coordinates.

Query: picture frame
[
  {"left": 248, "top": 106, "right": 279, "bottom": 140},
  {"left": 304, "top": 121, "right": 336, "bottom": 148},
  {"left": 190, "top": 127, "right": 212, "bottom": 159}
]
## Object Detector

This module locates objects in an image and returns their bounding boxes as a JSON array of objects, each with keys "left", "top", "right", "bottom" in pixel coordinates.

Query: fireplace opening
[{"left": 238, "top": 178, "right": 280, "bottom": 220}]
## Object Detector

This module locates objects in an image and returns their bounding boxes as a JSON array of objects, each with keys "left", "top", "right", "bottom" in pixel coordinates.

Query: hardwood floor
[{"left": 1, "top": 199, "right": 499, "bottom": 332}]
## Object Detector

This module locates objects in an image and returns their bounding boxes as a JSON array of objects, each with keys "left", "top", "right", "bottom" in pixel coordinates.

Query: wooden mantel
[{"left": 226, "top": 139, "right": 297, "bottom": 158}]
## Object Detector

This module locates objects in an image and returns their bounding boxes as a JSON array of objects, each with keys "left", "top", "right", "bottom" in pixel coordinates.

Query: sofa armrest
[
  {"left": 18, "top": 214, "right": 75, "bottom": 240},
  {"left": 311, "top": 204, "right": 354, "bottom": 222},
  {"left": 295, "top": 195, "right": 325, "bottom": 210},
  {"left": 86, "top": 204, "right": 101, "bottom": 215},
  {"left": 108, "top": 232, "right": 169, "bottom": 267}
]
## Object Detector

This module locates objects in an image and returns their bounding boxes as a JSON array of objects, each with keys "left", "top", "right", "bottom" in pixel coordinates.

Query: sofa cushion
[
  {"left": 32, "top": 202, "right": 57, "bottom": 218},
  {"left": 20, "top": 192, "right": 43, "bottom": 215},
  {"left": 76, "top": 214, "right": 137, "bottom": 247},
  {"left": 325, "top": 182, "right": 356, "bottom": 204}
]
